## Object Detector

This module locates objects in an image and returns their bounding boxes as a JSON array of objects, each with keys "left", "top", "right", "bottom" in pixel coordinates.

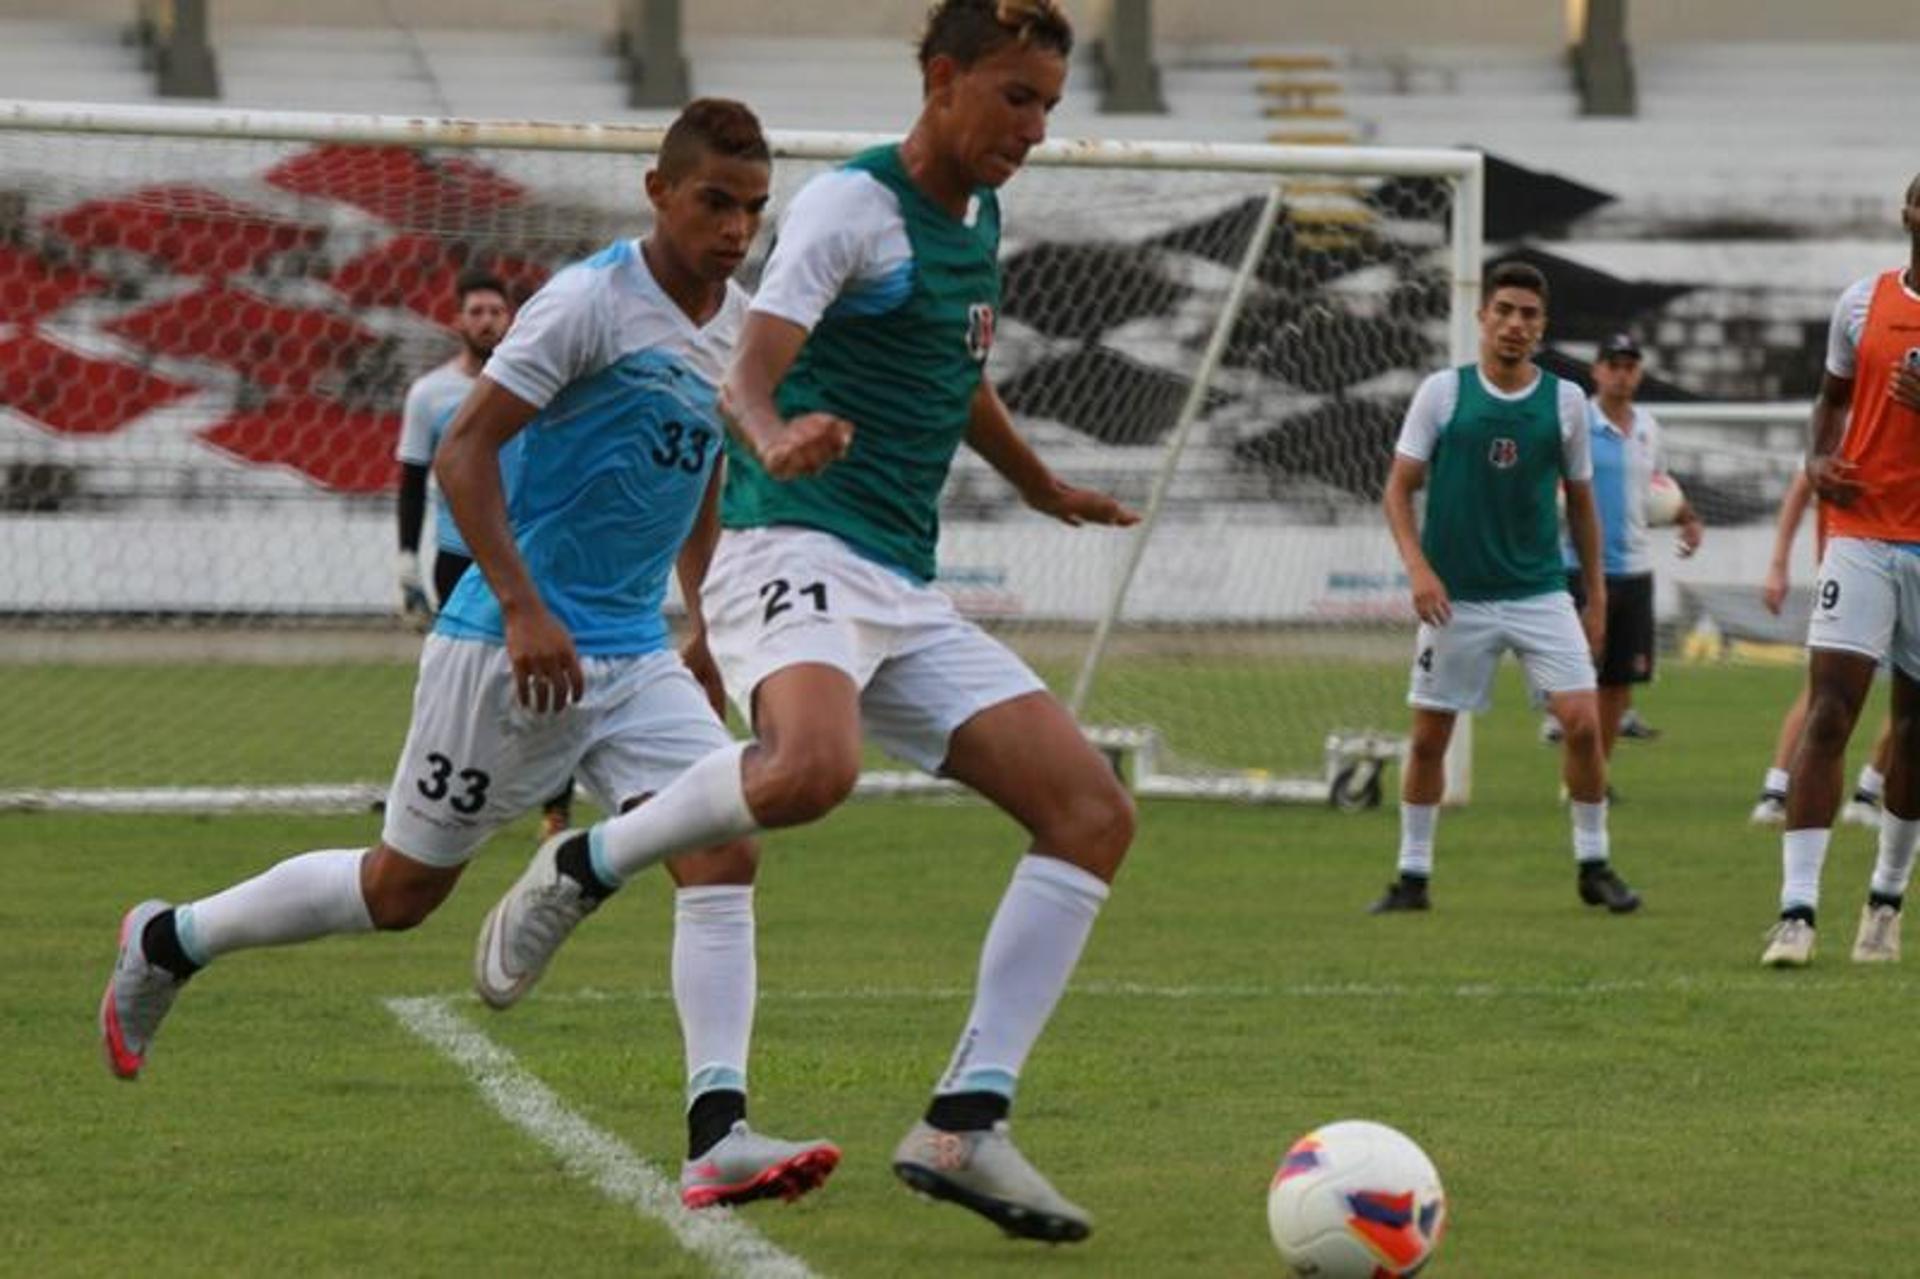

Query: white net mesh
[{"left": 0, "top": 108, "right": 1474, "bottom": 808}]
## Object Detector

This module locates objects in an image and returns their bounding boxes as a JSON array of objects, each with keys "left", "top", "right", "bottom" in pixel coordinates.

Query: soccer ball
[
  {"left": 1646, "top": 472, "right": 1686, "bottom": 526},
  {"left": 1267, "top": 1120, "right": 1447, "bottom": 1278}
]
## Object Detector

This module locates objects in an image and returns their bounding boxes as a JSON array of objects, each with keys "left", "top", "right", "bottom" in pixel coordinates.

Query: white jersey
[
  {"left": 395, "top": 362, "right": 478, "bottom": 556},
  {"left": 1566, "top": 399, "right": 1664, "bottom": 578},
  {"left": 751, "top": 167, "right": 917, "bottom": 331},
  {"left": 1826, "top": 270, "right": 1920, "bottom": 379}
]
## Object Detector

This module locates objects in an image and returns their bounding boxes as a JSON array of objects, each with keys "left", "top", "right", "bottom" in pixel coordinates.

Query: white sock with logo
[{"left": 936, "top": 855, "right": 1109, "bottom": 1099}]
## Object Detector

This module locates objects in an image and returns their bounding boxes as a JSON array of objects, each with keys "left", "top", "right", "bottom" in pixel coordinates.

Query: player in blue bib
[
  {"left": 99, "top": 100, "right": 840, "bottom": 1211},
  {"left": 478, "top": 0, "right": 1131, "bottom": 1245}
]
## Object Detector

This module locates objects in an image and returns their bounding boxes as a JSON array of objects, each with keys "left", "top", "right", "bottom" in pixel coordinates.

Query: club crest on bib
[
  {"left": 966, "top": 302, "right": 996, "bottom": 362},
  {"left": 1488, "top": 437, "right": 1519, "bottom": 468}
]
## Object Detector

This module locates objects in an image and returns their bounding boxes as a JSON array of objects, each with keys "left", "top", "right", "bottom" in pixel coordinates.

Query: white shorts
[
  {"left": 382, "top": 635, "right": 732, "bottom": 866},
  {"left": 704, "top": 526, "right": 1045, "bottom": 773},
  {"left": 1807, "top": 537, "right": 1920, "bottom": 679},
  {"left": 1408, "top": 592, "right": 1596, "bottom": 714}
]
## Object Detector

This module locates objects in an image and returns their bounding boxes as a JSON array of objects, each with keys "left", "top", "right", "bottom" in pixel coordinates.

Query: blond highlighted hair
[{"left": 917, "top": 0, "right": 1074, "bottom": 76}]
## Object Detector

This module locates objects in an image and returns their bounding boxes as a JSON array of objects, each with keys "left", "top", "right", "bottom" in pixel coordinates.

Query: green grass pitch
[{"left": 5, "top": 662, "right": 1915, "bottom": 1276}]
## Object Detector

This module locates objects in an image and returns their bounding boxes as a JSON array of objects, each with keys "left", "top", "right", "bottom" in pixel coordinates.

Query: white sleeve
[
  {"left": 750, "top": 170, "right": 886, "bottom": 332},
  {"left": 1393, "top": 371, "right": 1456, "bottom": 462},
  {"left": 1558, "top": 382, "right": 1593, "bottom": 482},
  {"left": 482, "top": 267, "right": 608, "bottom": 410},
  {"left": 1643, "top": 411, "right": 1665, "bottom": 474},
  {"left": 394, "top": 377, "right": 436, "bottom": 464},
  {"left": 1825, "top": 277, "right": 1872, "bottom": 380}
]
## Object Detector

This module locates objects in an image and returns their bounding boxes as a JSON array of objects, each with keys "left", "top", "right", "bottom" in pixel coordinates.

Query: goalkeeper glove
[{"left": 397, "top": 550, "right": 431, "bottom": 619}]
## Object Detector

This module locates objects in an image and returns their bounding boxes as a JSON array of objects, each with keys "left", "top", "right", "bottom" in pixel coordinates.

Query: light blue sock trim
[
  {"left": 944, "top": 1067, "right": 1017, "bottom": 1100},
  {"left": 587, "top": 824, "right": 624, "bottom": 890},
  {"left": 172, "top": 904, "right": 209, "bottom": 968},
  {"left": 687, "top": 1065, "right": 747, "bottom": 1103}
]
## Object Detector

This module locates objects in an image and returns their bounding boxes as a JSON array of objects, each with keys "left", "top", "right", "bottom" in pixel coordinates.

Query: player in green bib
[
  {"left": 1371, "top": 260, "right": 1643, "bottom": 916},
  {"left": 472, "top": 0, "right": 1136, "bottom": 1244}
]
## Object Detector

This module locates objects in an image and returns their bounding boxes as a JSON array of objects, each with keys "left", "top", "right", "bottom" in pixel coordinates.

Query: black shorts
[
  {"left": 1567, "top": 571, "right": 1655, "bottom": 686},
  {"left": 433, "top": 550, "right": 473, "bottom": 608}
]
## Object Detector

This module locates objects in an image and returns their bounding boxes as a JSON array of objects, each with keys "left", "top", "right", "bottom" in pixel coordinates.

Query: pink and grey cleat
[
  {"left": 99, "top": 900, "right": 185, "bottom": 1081},
  {"left": 680, "top": 1121, "right": 842, "bottom": 1209}
]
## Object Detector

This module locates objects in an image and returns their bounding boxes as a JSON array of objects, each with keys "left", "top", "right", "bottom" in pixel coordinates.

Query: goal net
[{"left": 0, "top": 101, "right": 1480, "bottom": 812}]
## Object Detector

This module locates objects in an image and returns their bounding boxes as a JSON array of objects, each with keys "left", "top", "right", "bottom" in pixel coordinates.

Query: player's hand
[
  {"left": 760, "top": 413, "right": 853, "bottom": 480},
  {"left": 1581, "top": 593, "right": 1607, "bottom": 658},
  {"left": 396, "top": 550, "right": 431, "bottom": 621},
  {"left": 1890, "top": 357, "right": 1920, "bottom": 412},
  {"left": 1029, "top": 480, "right": 1140, "bottom": 528},
  {"left": 1409, "top": 566, "right": 1451, "bottom": 627},
  {"left": 1806, "top": 454, "right": 1862, "bottom": 507},
  {"left": 504, "top": 604, "right": 585, "bottom": 714},
  {"left": 1677, "top": 516, "right": 1703, "bottom": 558},
  {"left": 1762, "top": 564, "right": 1789, "bottom": 615},
  {"left": 679, "top": 630, "right": 728, "bottom": 719}
]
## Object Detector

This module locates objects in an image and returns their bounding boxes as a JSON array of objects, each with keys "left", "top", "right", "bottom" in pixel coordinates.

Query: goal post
[{"left": 0, "top": 99, "right": 1482, "bottom": 813}]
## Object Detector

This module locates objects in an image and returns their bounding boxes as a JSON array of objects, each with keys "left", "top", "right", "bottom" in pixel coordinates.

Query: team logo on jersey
[
  {"left": 966, "top": 302, "right": 996, "bottom": 362},
  {"left": 1488, "top": 437, "right": 1520, "bottom": 468}
]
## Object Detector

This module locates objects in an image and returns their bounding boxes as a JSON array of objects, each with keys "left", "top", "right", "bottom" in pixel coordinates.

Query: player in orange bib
[{"left": 1761, "top": 172, "right": 1920, "bottom": 967}]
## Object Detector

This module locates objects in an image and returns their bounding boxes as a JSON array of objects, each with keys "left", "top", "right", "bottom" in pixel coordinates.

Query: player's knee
[
  {"left": 668, "top": 838, "right": 760, "bottom": 887},
  {"left": 753, "top": 742, "right": 859, "bottom": 826},
  {"left": 1802, "top": 696, "right": 1856, "bottom": 755},
  {"left": 1040, "top": 780, "right": 1135, "bottom": 879},
  {"left": 1406, "top": 726, "right": 1450, "bottom": 766},
  {"left": 1559, "top": 709, "right": 1601, "bottom": 752}
]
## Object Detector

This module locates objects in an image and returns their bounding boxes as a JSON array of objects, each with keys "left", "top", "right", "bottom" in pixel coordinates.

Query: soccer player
[
  {"left": 1369, "top": 260, "right": 1642, "bottom": 917},
  {"left": 1569, "top": 332, "right": 1702, "bottom": 765},
  {"left": 1749, "top": 468, "right": 1895, "bottom": 828},
  {"left": 395, "top": 269, "right": 512, "bottom": 615},
  {"left": 1760, "top": 172, "right": 1920, "bottom": 967},
  {"left": 99, "top": 99, "right": 842, "bottom": 1210},
  {"left": 394, "top": 275, "right": 575, "bottom": 839},
  {"left": 477, "top": 0, "right": 1135, "bottom": 1244}
]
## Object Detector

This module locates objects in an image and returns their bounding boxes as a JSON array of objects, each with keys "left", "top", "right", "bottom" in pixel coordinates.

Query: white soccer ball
[
  {"left": 1646, "top": 472, "right": 1686, "bottom": 527},
  {"left": 1267, "top": 1120, "right": 1447, "bottom": 1278}
]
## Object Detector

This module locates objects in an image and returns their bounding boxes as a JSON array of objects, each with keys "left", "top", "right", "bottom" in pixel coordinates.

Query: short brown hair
[
  {"left": 917, "top": 0, "right": 1074, "bottom": 78},
  {"left": 1485, "top": 260, "right": 1548, "bottom": 306},
  {"left": 656, "top": 97, "right": 770, "bottom": 183}
]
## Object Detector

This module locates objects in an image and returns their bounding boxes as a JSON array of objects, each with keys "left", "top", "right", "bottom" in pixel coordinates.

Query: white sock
[
  {"left": 1781, "top": 828, "right": 1831, "bottom": 913},
  {"left": 1571, "top": 800, "right": 1609, "bottom": 864},
  {"left": 591, "top": 743, "right": 756, "bottom": 887},
  {"left": 937, "top": 855, "right": 1109, "bottom": 1100},
  {"left": 1763, "top": 767, "right": 1790, "bottom": 798},
  {"left": 1869, "top": 813, "right": 1920, "bottom": 901},
  {"left": 674, "top": 885, "right": 756, "bottom": 1101},
  {"left": 174, "top": 848, "right": 374, "bottom": 965},
  {"left": 1856, "top": 765, "right": 1886, "bottom": 801},
  {"left": 1398, "top": 803, "right": 1437, "bottom": 878}
]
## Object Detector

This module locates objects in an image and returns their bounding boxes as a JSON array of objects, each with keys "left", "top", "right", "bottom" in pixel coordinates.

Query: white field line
[
  {"left": 384, "top": 996, "right": 821, "bottom": 1279},
  {"left": 407, "top": 975, "right": 1919, "bottom": 1008}
]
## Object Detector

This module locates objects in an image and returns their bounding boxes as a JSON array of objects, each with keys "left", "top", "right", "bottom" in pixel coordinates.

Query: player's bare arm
[
  {"left": 674, "top": 461, "right": 729, "bottom": 715},
  {"left": 1763, "top": 470, "right": 1812, "bottom": 614},
  {"left": 1806, "top": 371, "right": 1862, "bottom": 506},
  {"left": 1381, "top": 454, "right": 1449, "bottom": 626},
  {"left": 720, "top": 312, "right": 853, "bottom": 480},
  {"left": 436, "top": 377, "right": 584, "bottom": 712},
  {"left": 964, "top": 379, "right": 1138, "bottom": 527},
  {"left": 1562, "top": 478, "right": 1608, "bottom": 655}
]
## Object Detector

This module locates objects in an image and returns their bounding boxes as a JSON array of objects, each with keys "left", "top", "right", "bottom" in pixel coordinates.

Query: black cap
[{"left": 1597, "top": 331, "right": 1642, "bottom": 360}]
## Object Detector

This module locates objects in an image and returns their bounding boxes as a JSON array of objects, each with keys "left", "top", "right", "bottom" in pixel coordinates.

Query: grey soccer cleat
[
  {"left": 474, "top": 830, "right": 600, "bottom": 1009},
  {"left": 1761, "top": 917, "right": 1816, "bottom": 968},
  {"left": 99, "top": 899, "right": 185, "bottom": 1080},
  {"left": 680, "top": 1121, "right": 841, "bottom": 1209},
  {"left": 1851, "top": 903, "right": 1902, "bottom": 963},
  {"left": 1749, "top": 794, "right": 1788, "bottom": 826},
  {"left": 892, "top": 1120, "right": 1092, "bottom": 1243}
]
